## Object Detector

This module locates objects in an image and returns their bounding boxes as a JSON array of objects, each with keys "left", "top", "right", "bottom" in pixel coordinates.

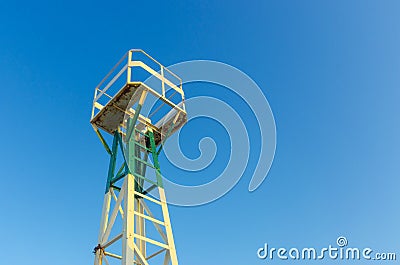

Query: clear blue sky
[{"left": 0, "top": 1, "right": 399, "bottom": 264}]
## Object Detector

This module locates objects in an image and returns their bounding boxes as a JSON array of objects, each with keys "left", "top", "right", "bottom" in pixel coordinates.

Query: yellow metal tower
[{"left": 90, "top": 49, "right": 186, "bottom": 265}]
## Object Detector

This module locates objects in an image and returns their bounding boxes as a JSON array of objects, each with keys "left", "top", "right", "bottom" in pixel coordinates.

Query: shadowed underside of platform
[{"left": 91, "top": 82, "right": 187, "bottom": 145}]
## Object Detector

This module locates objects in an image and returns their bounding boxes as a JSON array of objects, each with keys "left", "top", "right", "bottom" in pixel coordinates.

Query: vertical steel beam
[
  {"left": 160, "top": 188, "right": 178, "bottom": 265},
  {"left": 95, "top": 191, "right": 111, "bottom": 265},
  {"left": 122, "top": 174, "right": 136, "bottom": 265},
  {"left": 135, "top": 198, "right": 146, "bottom": 259}
]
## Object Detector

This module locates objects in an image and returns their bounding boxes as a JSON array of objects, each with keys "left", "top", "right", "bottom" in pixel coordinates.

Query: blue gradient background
[{"left": 0, "top": 1, "right": 399, "bottom": 264}]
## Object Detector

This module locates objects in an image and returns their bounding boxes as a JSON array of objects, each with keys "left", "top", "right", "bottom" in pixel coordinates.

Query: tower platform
[{"left": 90, "top": 49, "right": 187, "bottom": 144}]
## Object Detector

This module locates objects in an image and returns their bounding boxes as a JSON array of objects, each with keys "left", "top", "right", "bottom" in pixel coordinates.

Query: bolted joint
[{"left": 93, "top": 244, "right": 104, "bottom": 254}]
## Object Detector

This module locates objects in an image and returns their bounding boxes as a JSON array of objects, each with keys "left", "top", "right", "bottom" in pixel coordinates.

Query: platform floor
[{"left": 91, "top": 82, "right": 187, "bottom": 145}]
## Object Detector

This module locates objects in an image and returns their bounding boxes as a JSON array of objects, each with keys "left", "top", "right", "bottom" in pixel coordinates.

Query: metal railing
[{"left": 91, "top": 49, "right": 185, "bottom": 121}]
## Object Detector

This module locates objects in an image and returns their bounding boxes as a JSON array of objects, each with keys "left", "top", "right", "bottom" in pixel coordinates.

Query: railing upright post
[
  {"left": 127, "top": 50, "right": 133, "bottom": 83},
  {"left": 161, "top": 66, "right": 165, "bottom": 97}
]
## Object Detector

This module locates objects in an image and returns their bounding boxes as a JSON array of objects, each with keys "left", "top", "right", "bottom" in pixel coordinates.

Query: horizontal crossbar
[
  {"left": 134, "top": 211, "right": 165, "bottom": 226},
  {"left": 134, "top": 191, "right": 162, "bottom": 205},
  {"left": 133, "top": 233, "right": 169, "bottom": 249}
]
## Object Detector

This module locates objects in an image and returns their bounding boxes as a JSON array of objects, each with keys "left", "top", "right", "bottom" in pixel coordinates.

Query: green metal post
[
  {"left": 105, "top": 131, "right": 119, "bottom": 193},
  {"left": 147, "top": 130, "right": 163, "bottom": 188}
]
